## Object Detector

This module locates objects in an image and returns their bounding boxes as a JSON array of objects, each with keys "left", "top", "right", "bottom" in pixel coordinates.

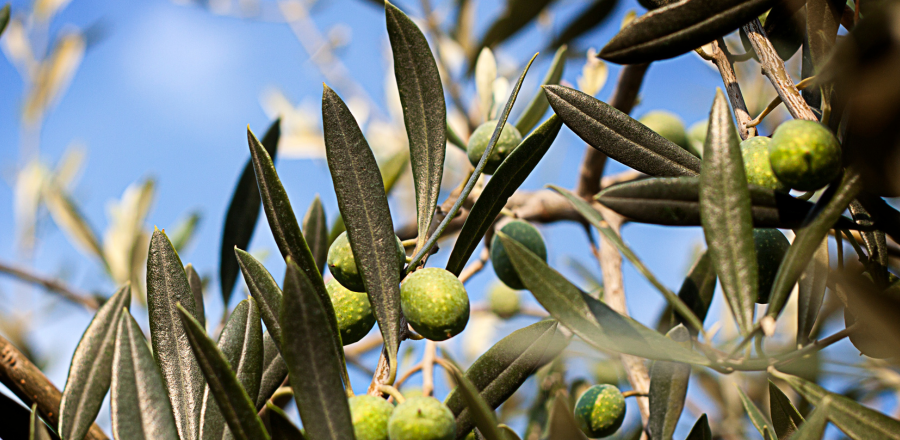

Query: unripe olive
[
  {"left": 349, "top": 395, "right": 394, "bottom": 440},
  {"left": 490, "top": 220, "right": 547, "bottom": 290},
  {"left": 639, "top": 110, "right": 688, "bottom": 149},
  {"left": 488, "top": 282, "right": 521, "bottom": 319},
  {"left": 844, "top": 275, "right": 900, "bottom": 359},
  {"left": 467, "top": 120, "right": 523, "bottom": 175},
  {"left": 388, "top": 397, "right": 456, "bottom": 440},
  {"left": 686, "top": 120, "right": 708, "bottom": 158},
  {"left": 400, "top": 268, "right": 470, "bottom": 341},
  {"left": 326, "top": 279, "right": 376, "bottom": 345},
  {"left": 769, "top": 120, "right": 842, "bottom": 191},
  {"left": 753, "top": 229, "right": 791, "bottom": 304},
  {"left": 741, "top": 137, "right": 789, "bottom": 192},
  {"left": 327, "top": 231, "right": 406, "bottom": 292},
  {"left": 574, "top": 384, "right": 626, "bottom": 438}
]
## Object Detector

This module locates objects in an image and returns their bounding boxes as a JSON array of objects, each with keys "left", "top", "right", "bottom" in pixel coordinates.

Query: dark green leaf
[
  {"left": 448, "top": 365, "right": 506, "bottom": 440},
  {"left": 686, "top": 414, "right": 712, "bottom": 440},
  {"left": 770, "top": 380, "right": 804, "bottom": 440},
  {"left": 178, "top": 303, "right": 269, "bottom": 440},
  {"left": 322, "top": 85, "right": 402, "bottom": 383},
  {"left": 302, "top": 196, "right": 328, "bottom": 273},
  {"left": 111, "top": 310, "right": 179, "bottom": 439},
  {"left": 737, "top": 385, "right": 777, "bottom": 439},
  {"left": 221, "top": 119, "right": 280, "bottom": 308},
  {"left": 547, "top": 395, "right": 589, "bottom": 440},
  {"left": 806, "top": 0, "right": 843, "bottom": 69},
  {"left": 280, "top": 259, "right": 355, "bottom": 440},
  {"left": 186, "top": 263, "right": 206, "bottom": 328},
  {"left": 447, "top": 122, "right": 467, "bottom": 151},
  {"left": 235, "top": 248, "right": 283, "bottom": 347},
  {"left": 595, "top": 176, "right": 861, "bottom": 229},
  {"left": 648, "top": 325, "right": 691, "bottom": 440},
  {"left": 446, "top": 320, "right": 567, "bottom": 437},
  {"left": 256, "top": 332, "right": 288, "bottom": 411},
  {"left": 170, "top": 211, "right": 202, "bottom": 253},
  {"left": 265, "top": 402, "right": 306, "bottom": 440},
  {"left": 472, "top": 0, "right": 554, "bottom": 67},
  {"left": 147, "top": 228, "right": 203, "bottom": 440},
  {"left": 385, "top": 1, "right": 446, "bottom": 252},
  {"left": 549, "top": 0, "right": 618, "bottom": 49},
  {"left": 700, "top": 90, "right": 757, "bottom": 332},
  {"left": 497, "top": 232, "right": 708, "bottom": 365},
  {"left": 59, "top": 284, "right": 130, "bottom": 440},
  {"left": 409, "top": 54, "right": 538, "bottom": 271},
  {"left": 598, "top": 0, "right": 780, "bottom": 63},
  {"left": 0, "top": 4, "right": 9, "bottom": 37},
  {"left": 788, "top": 405, "right": 827, "bottom": 440},
  {"left": 797, "top": 238, "right": 828, "bottom": 346},
  {"left": 30, "top": 403, "right": 52, "bottom": 440},
  {"left": 543, "top": 85, "right": 701, "bottom": 177},
  {"left": 446, "top": 115, "right": 562, "bottom": 275},
  {"left": 766, "top": 169, "right": 863, "bottom": 318},
  {"left": 674, "top": 251, "right": 716, "bottom": 333},
  {"left": 515, "top": 46, "right": 567, "bottom": 134}
]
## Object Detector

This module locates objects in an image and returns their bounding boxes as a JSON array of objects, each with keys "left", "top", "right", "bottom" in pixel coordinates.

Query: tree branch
[
  {"left": 710, "top": 39, "right": 756, "bottom": 140},
  {"left": 0, "top": 261, "right": 99, "bottom": 310}
]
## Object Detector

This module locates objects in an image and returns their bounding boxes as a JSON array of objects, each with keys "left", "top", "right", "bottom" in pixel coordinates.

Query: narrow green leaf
[
  {"left": 515, "top": 46, "right": 567, "bottom": 134},
  {"left": 43, "top": 183, "right": 108, "bottom": 268},
  {"left": 381, "top": 149, "right": 411, "bottom": 195},
  {"left": 408, "top": 53, "right": 538, "bottom": 272},
  {"left": 178, "top": 303, "right": 269, "bottom": 440},
  {"left": 806, "top": 0, "right": 843, "bottom": 70},
  {"left": 59, "top": 284, "right": 131, "bottom": 440},
  {"left": 111, "top": 310, "right": 179, "bottom": 439},
  {"left": 302, "top": 196, "right": 328, "bottom": 273},
  {"left": 186, "top": 263, "right": 206, "bottom": 328},
  {"left": 700, "top": 90, "right": 757, "bottom": 333},
  {"left": 674, "top": 252, "right": 716, "bottom": 333},
  {"left": 499, "top": 425, "right": 521, "bottom": 440},
  {"left": 447, "top": 122, "right": 467, "bottom": 151},
  {"left": 385, "top": 0, "right": 446, "bottom": 252},
  {"left": 543, "top": 85, "right": 701, "bottom": 177},
  {"left": 737, "top": 385, "right": 777, "bottom": 439},
  {"left": 235, "top": 248, "right": 283, "bottom": 346},
  {"left": 280, "top": 259, "right": 356, "bottom": 440},
  {"left": 265, "top": 402, "right": 306, "bottom": 440},
  {"left": 770, "top": 380, "right": 804, "bottom": 440},
  {"left": 147, "top": 228, "right": 203, "bottom": 440},
  {"left": 551, "top": 185, "right": 707, "bottom": 335},
  {"left": 797, "top": 238, "right": 828, "bottom": 346},
  {"left": 788, "top": 405, "right": 827, "bottom": 440},
  {"left": 766, "top": 169, "right": 863, "bottom": 318},
  {"left": 199, "top": 299, "right": 265, "bottom": 440},
  {"left": 549, "top": 0, "right": 618, "bottom": 49},
  {"left": 322, "top": 84, "right": 402, "bottom": 383},
  {"left": 448, "top": 365, "right": 506, "bottom": 440},
  {"left": 547, "top": 395, "right": 589, "bottom": 440},
  {"left": 0, "top": 4, "right": 10, "bottom": 37},
  {"left": 445, "top": 320, "right": 567, "bottom": 436},
  {"left": 170, "top": 211, "right": 202, "bottom": 253},
  {"left": 30, "top": 404, "right": 52, "bottom": 440},
  {"left": 598, "top": 0, "right": 780, "bottom": 63},
  {"left": 446, "top": 115, "right": 563, "bottom": 275},
  {"left": 256, "top": 332, "right": 288, "bottom": 411},
  {"left": 686, "top": 414, "right": 712, "bottom": 440},
  {"left": 648, "top": 325, "right": 691, "bottom": 440},
  {"left": 221, "top": 119, "right": 280, "bottom": 307},
  {"left": 497, "top": 232, "right": 708, "bottom": 365}
]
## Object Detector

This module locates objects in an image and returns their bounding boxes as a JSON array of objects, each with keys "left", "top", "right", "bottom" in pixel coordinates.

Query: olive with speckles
[
  {"left": 467, "top": 119, "right": 523, "bottom": 175},
  {"left": 349, "top": 395, "right": 394, "bottom": 440},
  {"left": 326, "top": 279, "right": 376, "bottom": 345},
  {"left": 491, "top": 220, "right": 547, "bottom": 290},
  {"left": 769, "top": 120, "right": 842, "bottom": 191},
  {"left": 488, "top": 282, "right": 521, "bottom": 319},
  {"left": 741, "top": 137, "right": 788, "bottom": 192},
  {"left": 753, "top": 229, "right": 791, "bottom": 304},
  {"left": 400, "top": 268, "right": 469, "bottom": 341},
  {"left": 327, "top": 231, "right": 406, "bottom": 292},
  {"left": 574, "top": 384, "right": 626, "bottom": 438},
  {"left": 639, "top": 110, "right": 688, "bottom": 149},
  {"left": 388, "top": 397, "right": 456, "bottom": 440}
]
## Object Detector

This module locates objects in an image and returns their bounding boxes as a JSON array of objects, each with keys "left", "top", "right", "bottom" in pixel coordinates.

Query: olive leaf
[
  {"left": 264, "top": 402, "right": 306, "bottom": 440},
  {"left": 220, "top": 119, "right": 280, "bottom": 308},
  {"left": 548, "top": 0, "right": 618, "bottom": 49},
  {"left": 186, "top": 263, "right": 206, "bottom": 328},
  {"left": 674, "top": 251, "right": 716, "bottom": 333},
  {"left": 385, "top": 0, "right": 446, "bottom": 252},
  {"left": 686, "top": 414, "right": 712, "bottom": 440},
  {"left": 598, "top": 0, "right": 780, "bottom": 64},
  {"left": 789, "top": 405, "right": 827, "bottom": 440},
  {"left": 769, "top": 380, "right": 804, "bottom": 439},
  {"left": 322, "top": 84, "right": 402, "bottom": 384},
  {"left": 0, "top": 4, "right": 9, "bottom": 37},
  {"left": 146, "top": 228, "right": 203, "bottom": 440},
  {"left": 256, "top": 332, "right": 288, "bottom": 411},
  {"left": 59, "top": 284, "right": 130, "bottom": 440},
  {"left": 197, "top": 299, "right": 264, "bottom": 440},
  {"left": 29, "top": 403, "right": 52, "bottom": 440},
  {"left": 497, "top": 232, "right": 709, "bottom": 365},
  {"left": 766, "top": 169, "right": 863, "bottom": 319},
  {"left": 302, "top": 196, "right": 328, "bottom": 273},
  {"left": 546, "top": 395, "right": 589, "bottom": 440},
  {"left": 170, "top": 211, "right": 201, "bottom": 253},
  {"left": 447, "top": 365, "right": 506, "bottom": 440},
  {"left": 797, "top": 238, "right": 828, "bottom": 346},
  {"left": 470, "top": 0, "right": 555, "bottom": 69},
  {"left": 515, "top": 46, "right": 567, "bottom": 134},
  {"left": 445, "top": 320, "right": 567, "bottom": 437},
  {"left": 235, "top": 248, "right": 284, "bottom": 346},
  {"left": 806, "top": 0, "right": 843, "bottom": 70},
  {"left": 446, "top": 115, "right": 562, "bottom": 275},
  {"left": 280, "top": 259, "right": 355, "bottom": 440},
  {"left": 543, "top": 85, "right": 701, "bottom": 177},
  {"left": 111, "top": 310, "right": 179, "bottom": 440},
  {"left": 178, "top": 303, "right": 269, "bottom": 440},
  {"left": 648, "top": 325, "right": 692, "bottom": 440},
  {"left": 43, "top": 183, "right": 108, "bottom": 269},
  {"left": 737, "top": 385, "right": 777, "bottom": 439}
]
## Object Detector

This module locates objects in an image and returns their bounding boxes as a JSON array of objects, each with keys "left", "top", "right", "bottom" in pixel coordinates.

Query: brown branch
[
  {"left": 0, "top": 261, "right": 99, "bottom": 310},
  {"left": 741, "top": 19, "right": 817, "bottom": 121},
  {"left": 458, "top": 247, "right": 490, "bottom": 283},
  {"left": 422, "top": 340, "right": 437, "bottom": 397},
  {"left": 710, "top": 39, "right": 756, "bottom": 140},
  {"left": 0, "top": 333, "right": 108, "bottom": 439}
]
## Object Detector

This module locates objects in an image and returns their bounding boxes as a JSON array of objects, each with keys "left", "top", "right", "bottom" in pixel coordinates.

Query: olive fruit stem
[
  {"left": 621, "top": 391, "right": 648, "bottom": 398},
  {"left": 747, "top": 76, "right": 818, "bottom": 128},
  {"left": 380, "top": 385, "right": 406, "bottom": 404}
]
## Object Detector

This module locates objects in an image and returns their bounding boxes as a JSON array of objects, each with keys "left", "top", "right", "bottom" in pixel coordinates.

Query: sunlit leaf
[
  {"left": 476, "top": 48, "right": 498, "bottom": 121},
  {"left": 648, "top": 325, "right": 691, "bottom": 440},
  {"left": 547, "top": 394, "right": 589, "bottom": 440},
  {"left": 515, "top": 46, "right": 567, "bottom": 134},
  {"left": 43, "top": 181, "right": 107, "bottom": 267},
  {"left": 737, "top": 385, "right": 777, "bottom": 439},
  {"left": 448, "top": 365, "right": 506, "bottom": 440},
  {"left": 770, "top": 380, "right": 804, "bottom": 439},
  {"left": 302, "top": 196, "right": 328, "bottom": 273},
  {"left": 186, "top": 264, "right": 205, "bottom": 328}
]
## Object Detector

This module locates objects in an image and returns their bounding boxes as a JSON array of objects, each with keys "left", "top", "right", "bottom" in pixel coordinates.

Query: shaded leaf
[
  {"left": 30, "top": 403, "right": 52, "bottom": 440},
  {"left": 686, "top": 414, "right": 712, "bottom": 440},
  {"left": 806, "top": 0, "right": 843, "bottom": 69},
  {"left": 472, "top": 0, "right": 555, "bottom": 67},
  {"left": 265, "top": 402, "right": 306, "bottom": 440},
  {"left": 280, "top": 259, "right": 355, "bottom": 440},
  {"left": 516, "top": 46, "right": 567, "bottom": 134},
  {"left": 699, "top": 90, "right": 757, "bottom": 332},
  {"left": 235, "top": 248, "right": 284, "bottom": 347},
  {"left": 599, "top": 0, "right": 780, "bottom": 63},
  {"left": 386, "top": 1, "right": 446, "bottom": 252},
  {"left": 544, "top": 85, "right": 701, "bottom": 177},
  {"left": 220, "top": 119, "right": 280, "bottom": 308},
  {"left": 547, "top": 394, "right": 589, "bottom": 440},
  {"left": 186, "top": 263, "right": 206, "bottom": 328},
  {"left": 179, "top": 303, "right": 269, "bottom": 440},
  {"left": 111, "top": 310, "right": 179, "bottom": 440},
  {"left": 497, "top": 232, "right": 708, "bottom": 365},
  {"left": 797, "top": 238, "right": 828, "bottom": 346},
  {"left": 448, "top": 365, "right": 506, "bottom": 440},
  {"left": 499, "top": 425, "right": 521, "bottom": 440},
  {"left": 549, "top": 0, "right": 618, "bottom": 49},
  {"left": 737, "top": 385, "right": 777, "bottom": 439},
  {"left": 256, "top": 332, "right": 288, "bottom": 411},
  {"left": 147, "top": 228, "right": 203, "bottom": 440},
  {"left": 302, "top": 196, "right": 328, "bottom": 273},
  {"left": 0, "top": 4, "right": 9, "bottom": 37},
  {"left": 322, "top": 85, "right": 402, "bottom": 383},
  {"left": 446, "top": 115, "right": 562, "bottom": 275},
  {"left": 674, "top": 251, "right": 716, "bottom": 333},
  {"left": 648, "top": 325, "right": 691, "bottom": 440},
  {"left": 770, "top": 380, "right": 804, "bottom": 439},
  {"left": 788, "top": 405, "right": 827, "bottom": 440},
  {"left": 59, "top": 284, "right": 131, "bottom": 440}
]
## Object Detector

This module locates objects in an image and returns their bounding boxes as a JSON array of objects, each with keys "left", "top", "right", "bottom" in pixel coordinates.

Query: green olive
[
  {"left": 349, "top": 395, "right": 394, "bottom": 440},
  {"left": 326, "top": 279, "right": 376, "bottom": 345},
  {"left": 769, "top": 120, "right": 842, "bottom": 191},
  {"left": 574, "top": 384, "right": 626, "bottom": 438},
  {"left": 753, "top": 229, "right": 790, "bottom": 304},
  {"left": 388, "top": 397, "right": 456, "bottom": 440},
  {"left": 400, "top": 268, "right": 469, "bottom": 341},
  {"left": 466, "top": 120, "right": 523, "bottom": 175},
  {"left": 741, "top": 137, "right": 789, "bottom": 192},
  {"left": 327, "top": 231, "right": 406, "bottom": 292},
  {"left": 487, "top": 282, "right": 521, "bottom": 319},
  {"left": 490, "top": 220, "right": 547, "bottom": 290}
]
